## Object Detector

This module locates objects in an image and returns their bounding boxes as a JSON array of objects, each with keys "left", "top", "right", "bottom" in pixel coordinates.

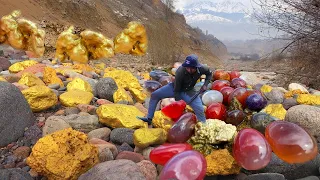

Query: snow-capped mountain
[
  {"left": 177, "top": 1, "right": 252, "bottom": 24},
  {"left": 176, "top": 1, "right": 259, "bottom": 40}
]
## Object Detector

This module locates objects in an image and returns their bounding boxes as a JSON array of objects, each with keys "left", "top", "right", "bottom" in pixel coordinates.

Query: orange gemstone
[{"left": 265, "top": 121, "right": 318, "bottom": 164}]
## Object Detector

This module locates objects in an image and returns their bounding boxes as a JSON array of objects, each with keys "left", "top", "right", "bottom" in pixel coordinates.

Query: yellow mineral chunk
[
  {"left": 17, "top": 19, "right": 45, "bottom": 57},
  {"left": 0, "top": 76, "right": 7, "bottom": 82},
  {"left": 26, "top": 128, "right": 99, "bottom": 180},
  {"left": 0, "top": 10, "right": 24, "bottom": 49},
  {"left": 205, "top": 149, "right": 241, "bottom": 176},
  {"left": 96, "top": 104, "right": 147, "bottom": 129},
  {"left": 43, "top": 67, "right": 64, "bottom": 87},
  {"left": 9, "top": 60, "right": 39, "bottom": 73},
  {"left": 152, "top": 111, "right": 174, "bottom": 132},
  {"left": 297, "top": 94, "right": 320, "bottom": 106},
  {"left": 67, "top": 78, "right": 93, "bottom": 93},
  {"left": 72, "top": 64, "right": 95, "bottom": 73},
  {"left": 114, "top": 21, "right": 148, "bottom": 56},
  {"left": 260, "top": 84, "right": 273, "bottom": 94},
  {"left": 22, "top": 85, "right": 57, "bottom": 112},
  {"left": 59, "top": 90, "right": 93, "bottom": 107},
  {"left": 18, "top": 72, "right": 45, "bottom": 87},
  {"left": 284, "top": 89, "right": 307, "bottom": 98},
  {"left": 80, "top": 30, "right": 114, "bottom": 59},
  {"left": 104, "top": 69, "right": 146, "bottom": 103},
  {"left": 133, "top": 128, "right": 167, "bottom": 148},
  {"left": 191, "top": 119, "right": 237, "bottom": 144},
  {"left": 55, "top": 26, "right": 88, "bottom": 64},
  {"left": 113, "top": 86, "right": 134, "bottom": 104},
  {"left": 261, "top": 104, "right": 287, "bottom": 120},
  {"left": 141, "top": 72, "right": 151, "bottom": 80}
]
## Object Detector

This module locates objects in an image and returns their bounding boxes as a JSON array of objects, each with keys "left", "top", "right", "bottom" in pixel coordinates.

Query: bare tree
[
  {"left": 252, "top": 0, "right": 320, "bottom": 61},
  {"left": 163, "top": 0, "right": 176, "bottom": 21}
]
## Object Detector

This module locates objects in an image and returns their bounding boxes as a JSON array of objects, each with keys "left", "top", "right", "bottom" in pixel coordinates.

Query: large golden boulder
[
  {"left": 152, "top": 111, "right": 174, "bottom": 132},
  {"left": 0, "top": 11, "right": 45, "bottom": 57},
  {"left": 205, "top": 149, "right": 241, "bottom": 176},
  {"left": 103, "top": 69, "right": 146, "bottom": 103},
  {"left": 55, "top": 26, "right": 88, "bottom": 64},
  {"left": 18, "top": 72, "right": 45, "bottom": 87},
  {"left": 80, "top": 30, "right": 114, "bottom": 59},
  {"left": 96, "top": 104, "right": 147, "bottom": 129},
  {"left": 43, "top": 67, "right": 64, "bottom": 87},
  {"left": 22, "top": 85, "right": 58, "bottom": 112},
  {"left": 67, "top": 78, "right": 93, "bottom": 93},
  {"left": 59, "top": 90, "right": 93, "bottom": 107},
  {"left": 8, "top": 60, "right": 39, "bottom": 73},
  {"left": 26, "top": 128, "right": 99, "bottom": 180},
  {"left": 133, "top": 128, "right": 167, "bottom": 148},
  {"left": 114, "top": 21, "right": 148, "bottom": 56}
]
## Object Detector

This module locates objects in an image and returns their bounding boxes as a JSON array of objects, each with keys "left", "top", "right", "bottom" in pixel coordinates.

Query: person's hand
[{"left": 200, "top": 85, "right": 207, "bottom": 92}]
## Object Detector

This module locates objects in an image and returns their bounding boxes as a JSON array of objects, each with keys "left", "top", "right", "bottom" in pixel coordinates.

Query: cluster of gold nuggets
[{"left": 0, "top": 10, "right": 148, "bottom": 62}]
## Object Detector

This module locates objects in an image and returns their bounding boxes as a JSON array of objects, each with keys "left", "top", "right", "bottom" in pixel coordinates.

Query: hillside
[{"left": 0, "top": 0, "right": 226, "bottom": 69}]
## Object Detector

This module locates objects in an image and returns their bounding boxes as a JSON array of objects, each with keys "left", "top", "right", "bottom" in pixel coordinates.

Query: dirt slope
[{"left": 0, "top": 0, "right": 227, "bottom": 69}]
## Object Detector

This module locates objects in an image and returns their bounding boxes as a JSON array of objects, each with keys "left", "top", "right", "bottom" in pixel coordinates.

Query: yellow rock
[
  {"left": 80, "top": 30, "right": 114, "bottom": 59},
  {"left": 114, "top": 21, "right": 148, "bottom": 56},
  {"left": 55, "top": 26, "right": 88, "bottom": 64},
  {"left": 0, "top": 10, "right": 24, "bottom": 49},
  {"left": 141, "top": 72, "right": 151, "bottom": 80},
  {"left": 104, "top": 69, "right": 146, "bottom": 103},
  {"left": 59, "top": 90, "right": 93, "bottom": 107},
  {"left": 67, "top": 78, "right": 93, "bottom": 93},
  {"left": 72, "top": 64, "right": 95, "bottom": 73},
  {"left": 152, "top": 111, "right": 174, "bottom": 132},
  {"left": 26, "top": 128, "right": 99, "bottom": 180},
  {"left": 113, "top": 86, "right": 134, "bottom": 104},
  {"left": 262, "top": 104, "right": 287, "bottom": 120},
  {"left": 94, "top": 62, "right": 106, "bottom": 70},
  {"left": 284, "top": 89, "right": 307, "bottom": 98},
  {"left": 133, "top": 128, "right": 167, "bottom": 148},
  {"left": 297, "top": 94, "right": 320, "bottom": 106},
  {"left": 17, "top": 19, "right": 45, "bottom": 57},
  {"left": 96, "top": 104, "right": 147, "bottom": 129},
  {"left": 18, "top": 72, "right": 45, "bottom": 87},
  {"left": 260, "top": 84, "right": 273, "bottom": 94},
  {"left": 43, "top": 67, "right": 64, "bottom": 87},
  {"left": 8, "top": 60, "right": 38, "bottom": 73},
  {"left": 205, "top": 149, "right": 241, "bottom": 176},
  {"left": 22, "top": 85, "right": 58, "bottom": 112},
  {"left": 0, "top": 76, "right": 7, "bottom": 82}
]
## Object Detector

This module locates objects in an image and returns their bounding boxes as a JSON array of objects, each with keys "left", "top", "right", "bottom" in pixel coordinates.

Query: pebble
[{"left": 48, "top": 83, "right": 60, "bottom": 90}]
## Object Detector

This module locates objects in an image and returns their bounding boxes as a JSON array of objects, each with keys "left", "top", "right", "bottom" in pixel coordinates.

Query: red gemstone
[
  {"left": 230, "top": 71, "right": 241, "bottom": 80},
  {"left": 231, "top": 78, "right": 247, "bottom": 88},
  {"left": 211, "top": 80, "right": 231, "bottom": 91},
  {"left": 233, "top": 128, "right": 272, "bottom": 170},
  {"left": 159, "top": 150, "right": 207, "bottom": 180},
  {"left": 205, "top": 103, "right": 227, "bottom": 120},
  {"left": 220, "top": 87, "right": 234, "bottom": 105},
  {"left": 265, "top": 121, "right": 318, "bottom": 164},
  {"left": 149, "top": 143, "right": 193, "bottom": 166},
  {"left": 168, "top": 113, "right": 197, "bottom": 143},
  {"left": 213, "top": 70, "right": 230, "bottom": 81},
  {"left": 228, "top": 87, "right": 249, "bottom": 106},
  {"left": 161, "top": 100, "right": 186, "bottom": 119}
]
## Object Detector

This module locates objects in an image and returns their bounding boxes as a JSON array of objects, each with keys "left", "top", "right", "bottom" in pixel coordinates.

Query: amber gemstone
[{"left": 265, "top": 121, "right": 318, "bottom": 164}]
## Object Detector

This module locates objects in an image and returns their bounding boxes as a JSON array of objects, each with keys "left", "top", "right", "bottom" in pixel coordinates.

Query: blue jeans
[{"left": 147, "top": 83, "right": 206, "bottom": 122}]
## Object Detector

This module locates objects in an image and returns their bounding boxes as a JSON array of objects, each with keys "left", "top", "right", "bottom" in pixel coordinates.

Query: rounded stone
[
  {"left": 110, "top": 128, "right": 135, "bottom": 146},
  {"left": 285, "top": 105, "right": 320, "bottom": 137},
  {"left": 96, "top": 78, "right": 118, "bottom": 102},
  {"left": 0, "top": 82, "right": 34, "bottom": 147}
]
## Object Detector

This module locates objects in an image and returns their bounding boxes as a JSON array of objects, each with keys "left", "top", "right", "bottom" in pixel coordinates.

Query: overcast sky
[{"left": 175, "top": 0, "right": 254, "bottom": 9}]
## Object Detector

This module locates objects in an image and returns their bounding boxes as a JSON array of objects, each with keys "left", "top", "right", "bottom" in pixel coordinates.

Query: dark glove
[{"left": 200, "top": 85, "right": 207, "bottom": 92}]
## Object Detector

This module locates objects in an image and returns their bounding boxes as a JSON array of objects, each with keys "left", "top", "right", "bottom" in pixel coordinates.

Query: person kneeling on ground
[{"left": 137, "top": 54, "right": 213, "bottom": 124}]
